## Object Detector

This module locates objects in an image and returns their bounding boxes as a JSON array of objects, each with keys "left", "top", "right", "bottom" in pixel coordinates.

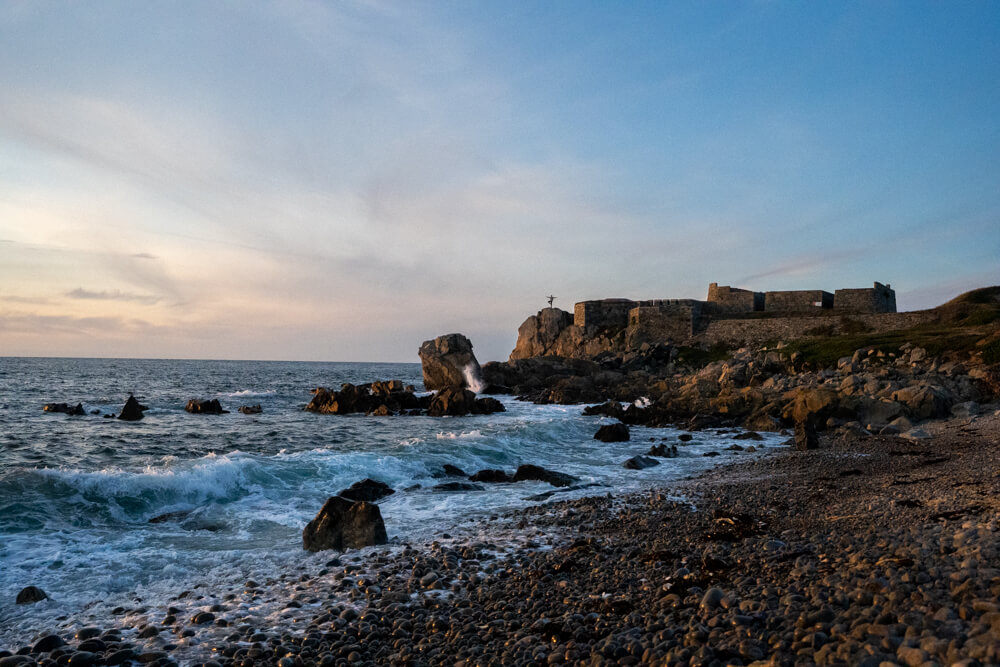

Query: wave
[
  {"left": 435, "top": 429, "right": 482, "bottom": 440},
  {"left": 222, "top": 389, "right": 277, "bottom": 397}
]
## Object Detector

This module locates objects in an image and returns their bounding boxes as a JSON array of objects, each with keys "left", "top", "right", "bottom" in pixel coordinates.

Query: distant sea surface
[{"left": 0, "top": 357, "right": 784, "bottom": 647}]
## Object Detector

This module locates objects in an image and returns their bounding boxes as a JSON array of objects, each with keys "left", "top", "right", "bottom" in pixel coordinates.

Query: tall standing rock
[
  {"left": 510, "top": 308, "right": 574, "bottom": 359},
  {"left": 419, "top": 333, "right": 482, "bottom": 391},
  {"left": 118, "top": 394, "right": 146, "bottom": 421}
]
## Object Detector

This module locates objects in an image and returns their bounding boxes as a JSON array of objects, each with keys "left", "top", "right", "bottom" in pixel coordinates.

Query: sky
[{"left": 1, "top": 1, "right": 998, "bottom": 363}]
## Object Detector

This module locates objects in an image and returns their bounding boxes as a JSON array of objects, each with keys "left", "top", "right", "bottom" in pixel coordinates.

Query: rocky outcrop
[
  {"left": 185, "top": 398, "right": 228, "bottom": 414},
  {"left": 238, "top": 404, "right": 263, "bottom": 414},
  {"left": 339, "top": 479, "right": 394, "bottom": 502},
  {"left": 302, "top": 496, "right": 387, "bottom": 552},
  {"left": 306, "top": 381, "right": 422, "bottom": 416},
  {"left": 419, "top": 334, "right": 483, "bottom": 391},
  {"left": 512, "top": 464, "right": 579, "bottom": 487},
  {"left": 623, "top": 455, "right": 660, "bottom": 470},
  {"left": 118, "top": 394, "right": 146, "bottom": 421},
  {"left": 43, "top": 402, "right": 85, "bottom": 416},
  {"left": 426, "top": 386, "right": 506, "bottom": 417},
  {"left": 510, "top": 308, "right": 575, "bottom": 359}
]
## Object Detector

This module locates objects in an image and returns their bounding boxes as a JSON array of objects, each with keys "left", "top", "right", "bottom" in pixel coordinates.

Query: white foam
[
  {"left": 462, "top": 363, "right": 485, "bottom": 393},
  {"left": 435, "top": 429, "right": 482, "bottom": 440}
]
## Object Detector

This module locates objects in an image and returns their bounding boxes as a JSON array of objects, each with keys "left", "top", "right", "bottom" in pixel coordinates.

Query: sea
[{"left": 0, "top": 357, "right": 786, "bottom": 652}]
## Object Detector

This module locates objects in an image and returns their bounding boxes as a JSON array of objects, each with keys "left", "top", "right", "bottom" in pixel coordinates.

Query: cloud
[
  {"left": 66, "top": 288, "right": 161, "bottom": 305},
  {"left": 737, "top": 248, "right": 871, "bottom": 286},
  {"left": 0, "top": 294, "right": 50, "bottom": 305},
  {"left": 130, "top": 252, "right": 156, "bottom": 259}
]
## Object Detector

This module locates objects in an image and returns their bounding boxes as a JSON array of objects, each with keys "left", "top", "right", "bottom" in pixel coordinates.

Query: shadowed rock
[
  {"left": 339, "top": 478, "right": 395, "bottom": 502},
  {"left": 594, "top": 422, "right": 630, "bottom": 442},
  {"left": 185, "top": 398, "right": 228, "bottom": 414},
  {"left": 469, "top": 469, "right": 511, "bottom": 483},
  {"left": 419, "top": 333, "right": 482, "bottom": 391},
  {"left": 118, "top": 394, "right": 146, "bottom": 421},
  {"left": 512, "top": 464, "right": 579, "bottom": 487},
  {"left": 43, "top": 402, "right": 85, "bottom": 416},
  {"left": 238, "top": 404, "right": 262, "bottom": 414},
  {"left": 303, "top": 496, "right": 387, "bottom": 552},
  {"left": 16, "top": 585, "right": 47, "bottom": 604},
  {"left": 623, "top": 455, "right": 660, "bottom": 470}
]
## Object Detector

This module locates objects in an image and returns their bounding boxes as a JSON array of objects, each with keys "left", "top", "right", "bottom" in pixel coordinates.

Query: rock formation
[
  {"left": 302, "top": 496, "right": 387, "bottom": 552},
  {"left": 338, "top": 478, "right": 395, "bottom": 502},
  {"left": 118, "top": 394, "right": 146, "bottom": 421},
  {"left": 185, "top": 398, "right": 228, "bottom": 414},
  {"left": 419, "top": 333, "right": 483, "bottom": 391},
  {"left": 43, "top": 402, "right": 85, "bottom": 416},
  {"left": 15, "top": 585, "right": 47, "bottom": 604}
]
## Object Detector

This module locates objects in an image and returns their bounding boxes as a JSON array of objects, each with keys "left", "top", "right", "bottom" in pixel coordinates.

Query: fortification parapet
[
  {"left": 834, "top": 282, "right": 896, "bottom": 313},
  {"left": 574, "top": 299, "right": 636, "bottom": 329},
  {"left": 763, "top": 289, "right": 833, "bottom": 312},
  {"left": 706, "top": 283, "right": 763, "bottom": 313}
]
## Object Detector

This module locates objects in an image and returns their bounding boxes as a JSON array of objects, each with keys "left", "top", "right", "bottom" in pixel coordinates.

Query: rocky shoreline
[{"left": 4, "top": 406, "right": 997, "bottom": 667}]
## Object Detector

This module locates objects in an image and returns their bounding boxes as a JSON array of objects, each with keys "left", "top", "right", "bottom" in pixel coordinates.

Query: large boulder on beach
[
  {"left": 185, "top": 398, "right": 228, "bottom": 414},
  {"left": 16, "top": 585, "right": 47, "bottom": 604},
  {"left": 118, "top": 394, "right": 146, "bottom": 421},
  {"left": 339, "top": 478, "right": 395, "bottom": 502},
  {"left": 303, "top": 496, "right": 387, "bottom": 552},
  {"left": 419, "top": 333, "right": 482, "bottom": 391},
  {"left": 891, "top": 383, "right": 953, "bottom": 420}
]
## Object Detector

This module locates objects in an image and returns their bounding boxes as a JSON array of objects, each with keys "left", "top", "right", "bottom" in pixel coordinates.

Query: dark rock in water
[
  {"left": 185, "top": 398, "right": 228, "bottom": 414},
  {"left": 148, "top": 510, "right": 192, "bottom": 524},
  {"left": 512, "top": 464, "right": 578, "bottom": 487},
  {"left": 15, "top": 585, "right": 47, "bottom": 604},
  {"left": 678, "top": 433, "right": 694, "bottom": 442},
  {"left": 442, "top": 464, "right": 467, "bottom": 477},
  {"left": 43, "top": 402, "right": 85, "bottom": 416},
  {"left": 303, "top": 496, "right": 387, "bottom": 552},
  {"left": 733, "top": 431, "right": 764, "bottom": 441},
  {"left": 76, "top": 639, "right": 106, "bottom": 653},
  {"left": 238, "top": 404, "right": 262, "bottom": 414},
  {"left": 525, "top": 482, "right": 604, "bottom": 501},
  {"left": 339, "top": 478, "right": 394, "bottom": 502},
  {"left": 594, "top": 422, "right": 630, "bottom": 442},
  {"left": 687, "top": 414, "right": 722, "bottom": 430},
  {"left": 623, "top": 455, "right": 660, "bottom": 470},
  {"left": 64, "top": 651, "right": 98, "bottom": 666},
  {"left": 647, "top": 443, "right": 678, "bottom": 458},
  {"left": 90, "top": 409, "right": 100, "bottom": 415},
  {"left": 432, "top": 481, "right": 484, "bottom": 492},
  {"left": 481, "top": 383, "right": 512, "bottom": 394},
  {"left": 426, "top": 386, "right": 505, "bottom": 417},
  {"left": 75, "top": 628, "right": 101, "bottom": 641},
  {"left": 469, "top": 469, "right": 511, "bottom": 483},
  {"left": 475, "top": 396, "right": 507, "bottom": 414},
  {"left": 191, "top": 611, "right": 216, "bottom": 625},
  {"left": 583, "top": 400, "right": 624, "bottom": 420},
  {"left": 418, "top": 333, "right": 482, "bottom": 391},
  {"left": 30, "top": 634, "right": 65, "bottom": 653},
  {"left": 118, "top": 394, "right": 146, "bottom": 421},
  {"left": 305, "top": 381, "right": 421, "bottom": 416},
  {"left": 795, "top": 420, "right": 819, "bottom": 450}
]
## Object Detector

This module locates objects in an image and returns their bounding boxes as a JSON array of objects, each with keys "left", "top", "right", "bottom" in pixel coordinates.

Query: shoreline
[{"left": 4, "top": 407, "right": 997, "bottom": 666}]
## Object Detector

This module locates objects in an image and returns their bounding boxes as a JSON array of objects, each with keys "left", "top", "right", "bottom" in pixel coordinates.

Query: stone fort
[{"left": 573, "top": 282, "right": 915, "bottom": 344}]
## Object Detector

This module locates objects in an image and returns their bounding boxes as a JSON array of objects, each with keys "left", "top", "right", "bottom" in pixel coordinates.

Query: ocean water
[{"left": 0, "top": 357, "right": 786, "bottom": 650}]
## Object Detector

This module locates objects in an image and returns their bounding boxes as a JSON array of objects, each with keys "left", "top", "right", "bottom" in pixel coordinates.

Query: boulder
[
  {"left": 647, "top": 443, "right": 678, "bottom": 458},
  {"left": 427, "top": 386, "right": 479, "bottom": 417},
  {"left": 185, "top": 398, "right": 228, "bottom": 414},
  {"left": 594, "top": 422, "right": 630, "bottom": 442},
  {"left": 305, "top": 382, "right": 421, "bottom": 415},
  {"left": 338, "top": 478, "right": 394, "bottom": 502},
  {"left": 794, "top": 420, "right": 819, "bottom": 450},
  {"left": 118, "top": 394, "right": 146, "bottom": 421},
  {"left": 432, "top": 481, "right": 484, "bottom": 492},
  {"left": 442, "top": 464, "right": 467, "bottom": 477},
  {"left": 891, "top": 383, "right": 952, "bottom": 421},
  {"left": 43, "top": 402, "right": 85, "bottom": 416},
  {"left": 582, "top": 400, "right": 625, "bottom": 420},
  {"left": 512, "top": 464, "right": 579, "bottom": 488},
  {"left": 302, "top": 496, "right": 387, "bottom": 552},
  {"left": 785, "top": 387, "right": 841, "bottom": 426},
  {"left": 623, "top": 455, "right": 660, "bottom": 470},
  {"left": 15, "top": 585, "right": 47, "bottom": 604},
  {"left": 419, "top": 333, "right": 482, "bottom": 391},
  {"left": 238, "top": 404, "right": 262, "bottom": 414}
]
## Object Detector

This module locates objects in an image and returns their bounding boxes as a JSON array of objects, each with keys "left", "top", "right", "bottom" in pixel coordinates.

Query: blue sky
[{"left": 1, "top": 1, "right": 997, "bottom": 362}]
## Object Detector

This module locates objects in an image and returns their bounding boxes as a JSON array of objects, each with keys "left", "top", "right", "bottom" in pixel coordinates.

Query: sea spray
[{"left": 462, "top": 363, "right": 485, "bottom": 393}]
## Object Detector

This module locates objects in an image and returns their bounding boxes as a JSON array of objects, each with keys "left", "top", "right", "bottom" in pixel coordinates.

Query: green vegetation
[
  {"left": 676, "top": 342, "right": 731, "bottom": 366},
  {"left": 983, "top": 338, "right": 1000, "bottom": 364},
  {"left": 782, "top": 328, "right": 987, "bottom": 368}
]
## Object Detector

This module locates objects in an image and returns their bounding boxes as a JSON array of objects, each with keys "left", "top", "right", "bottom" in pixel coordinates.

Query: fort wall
[
  {"left": 696, "top": 311, "right": 935, "bottom": 346},
  {"left": 764, "top": 290, "right": 834, "bottom": 312},
  {"left": 835, "top": 282, "right": 896, "bottom": 313}
]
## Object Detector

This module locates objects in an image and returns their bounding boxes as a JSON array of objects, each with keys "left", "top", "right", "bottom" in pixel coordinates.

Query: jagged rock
[
  {"left": 185, "top": 398, "right": 228, "bottom": 414},
  {"left": 15, "top": 585, "right": 47, "bottom": 604},
  {"left": 583, "top": 400, "right": 625, "bottom": 420},
  {"left": 510, "top": 307, "right": 574, "bottom": 359},
  {"left": 469, "top": 469, "right": 511, "bottom": 483},
  {"left": 891, "top": 383, "right": 952, "bottom": 420},
  {"left": 794, "top": 420, "right": 819, "bottom": 450},
  {"left": 785, "top": 387, "right": 841, "bottom": 426},
  {"left": 339, "top": 478, "right": 394, "bottom": 502},
  {"left": 238, "top": 404, "right": 262, "bottom": 414},
  {"left": 426, "top": 386, "right": 506, "bottom": 417},
  {"left": 475, "top": 396, "right": 507, "bottom": 414},
  {"left": 419, "top": 333, "right": 482, "bottom": 391},
  {"left": 118, "top": 394, "right": 146, "bottom": 421},
  {"left": 305, "top": 382, "right": 421, "bottom": 415},
  {"left": 442, "top": 464, "right": 467, "bottom": 477},
  {"left": 623, "top": 455, "right": 660, "bottom": 470},
  {"left": 647, "top": 443, "right": 678, "bottom": 457},
  {"left": 302, "top": 496, "right": 387, "bottom": 552},
  {"left": 594, "top": 422, "right": 630, "bottom": 442},
  {"left": 43, "top": 402, "right": 85, "bottom": 416},
  {"left": 512, "top": 464, "right": 579, "bottom": 487}
]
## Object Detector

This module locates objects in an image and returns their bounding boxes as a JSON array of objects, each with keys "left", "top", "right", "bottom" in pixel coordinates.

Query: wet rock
[
  {"left": 185, "top": 398, "right": 228, "bottom": 414},
  {"left": 678, "top": 433, "right": 694, "bottom": 442},
  {"left": 733, "top": 431, "right": 763, "bottom": 441},
  {"left": 442, "top": 464, "right": 467, "bottom": 477},
  {"left": 148, "top": 510, "right": 192, "bottom": 524},
  {"left": 104, "top": 649, "right": 137, "bottom": 666},
  {"left": 512, "top": 464, "right": 579, "bottom": 487},
  {"left": 191, "top": 611, "right": 216, "bottom": 625},
  {"left": 426, "top": 386, "right": 505, "bottom": 417},
  {"left": 594, "top": 422, "right": 630, "bottom": 442},
  {"left": 42, "top": 402, "right": 85, "bottom": 415},
  {"left": 583, "top": 400, "right": 625, "bottom": 420},
  {"left": 30, "top": 635, "right": 65, "bottom": 653},
  {"left": 65, "top": 651, "right": 99, "bottom": 666},
  {"left": 647, "top": 443, "right": 678, "bottom": 457},
  {"left": 432, "top": 481, "right": 484, "bottom": 492},
  {"left": 794, "top": 420, "right": 819, "bottom": 450},
  {"left": 15, "top": 585, "right": 47, "bottom": 604},
  {"left": 118, "top": 394, "right": 147, "bottom": 421},
  {"left": 237, "top": 404, "right": 262, "bottom": 414},
  {"left": 418, "top": 333, "right": 482, "bottom": 391},
  {"left": 469, "top": 469, "right": 511, "bottom": 483},
  {"left": 623, "top": 455, "right": 659, "bottom": 470},
  {"left": 338, "top": 478, "right": 394, "bottom": 502},
  {"left": 302, "top": 496, "right": 387, "bottom": 552}
]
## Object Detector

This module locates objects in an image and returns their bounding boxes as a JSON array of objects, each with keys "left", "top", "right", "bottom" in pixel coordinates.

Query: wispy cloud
[
  {"left": 66, "top": 288, "right": 161, "bottom": 305},
  {"left": 0, "top": 294, "right": 51, "bottom": 305},
  {"left": 130, "top": 252, "right": 156, "bottom": 259}
]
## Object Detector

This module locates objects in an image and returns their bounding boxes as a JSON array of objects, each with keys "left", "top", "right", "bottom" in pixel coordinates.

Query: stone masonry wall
[
  {"left": 574, "top": 299, "right": 636, "bottom": 329},
  {"left": 764, "top": 290, "right": 834, "bottom": 312},
  {"left": 835, "top": 282, "right": 897, "bottom": 313},
  {"left": 696, "top": 311, "right": 936, "bottom": 346},
  {"left": 706, "top": 283, "right": 762, "bottom": 313}
]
